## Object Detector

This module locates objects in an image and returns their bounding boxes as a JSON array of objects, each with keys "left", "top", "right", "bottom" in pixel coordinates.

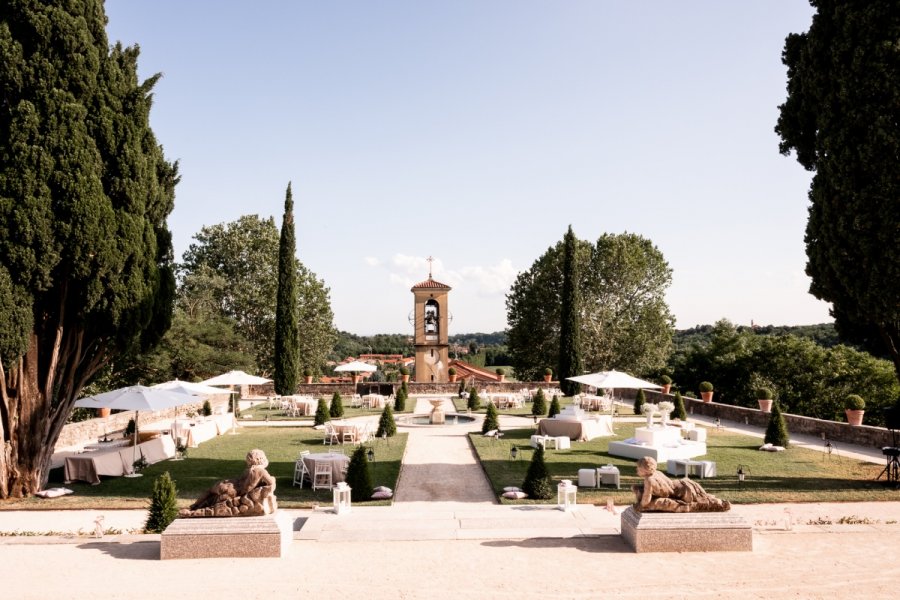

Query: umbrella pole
[{"left": 230, "top": 388, "right": 238, "bottom": 435}]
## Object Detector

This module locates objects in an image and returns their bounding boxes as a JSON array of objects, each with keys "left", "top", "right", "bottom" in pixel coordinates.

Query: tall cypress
[
  {"left": 273, "top": 183, "right": 299, "bottom": 396},
  {"left": 559, "top": 225, "right": 583, "bottom": 396}
]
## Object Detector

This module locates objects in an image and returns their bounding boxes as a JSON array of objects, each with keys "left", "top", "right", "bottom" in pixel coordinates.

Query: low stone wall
[
  {"left": 256, "top": 381, "right": 559, "bottom": 397},
  {"left": 615, "top": 389, "right": 894, "bottom": 449}
]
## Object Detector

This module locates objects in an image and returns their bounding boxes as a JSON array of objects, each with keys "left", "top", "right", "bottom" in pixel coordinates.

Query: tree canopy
[
  {"left": 0, "top": 0, "right": 178, "bottom": 497},
  {"left": 507, "top": 231, "right": 674, "bottom": 382},
  {"left": 775, "top": 1, "right": 900, "bottom": 381},
  {"left": 180, "top": 215, "right": 335, "bottom": 376}
]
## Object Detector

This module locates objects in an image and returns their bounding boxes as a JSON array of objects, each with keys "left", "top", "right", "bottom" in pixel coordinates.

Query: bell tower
[{"left": 411, "top": 259, "right": 451, "bottom": 383}]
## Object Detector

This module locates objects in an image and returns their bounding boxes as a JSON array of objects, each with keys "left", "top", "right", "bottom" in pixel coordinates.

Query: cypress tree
[
  {"left": 548, "top": 395, "right": 562, "bottom": 418},
  {"left": 531, "top": 388, "right": 547, "bottom": 417},
  {"left": 0, "top": 0, "right": 178, "bottom": 498},
  {"left": 673, "top": 391, "right": 687, "bottom": 421},
  {"left": 144, "top": 472, "right": 179, "bottom": 533},
  {"left": 201, "top": 400, "right": 212, "bottom": 417},
  {"left": 329, "top": 391, "right": 344, "bottom": 418},
  {"left": 634, "top": 389, "right": 646, "bottom": 415},
  {"left": 764, "top": 401, "right": 790, "bottom": 448},
  {"left": 393, "top": 382, "right": 407, "bottom": 412},
  {"left": 273, "top": 183, "right": 300, "bottom": 396},
  {"left": 314, "top": 397, "right": 330, "bottom": 426},
  {"left": 482, "top": 402, "right": 500, "bottom": 434},
  {"left": 344, "top": 445, "right": 374, "bottom": 502},
  {"left": 559, "top": 225, "right": 583, "bottom": 397},
  {"left": 467, "top": 387, "right": 481, "bottom": 411},
  {"left": 521, "top": 446, "right": 554, "bottom": 499},
  {"left": 376, "top": 404, "right": 397, "bottom": 438}
]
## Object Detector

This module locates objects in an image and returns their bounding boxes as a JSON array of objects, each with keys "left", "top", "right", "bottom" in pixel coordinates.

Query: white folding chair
[
  {"left": 292, "top": 450, "right": 311, "bottom": 487},
  {"left": 323, "top": 422, "right": 339, "bottom": 445},
  {"left": 341, "top": 426, "right": 357, "bottom": 444},
  {"left": 313, "top": 462, "right": 332, "bottom": 490}
]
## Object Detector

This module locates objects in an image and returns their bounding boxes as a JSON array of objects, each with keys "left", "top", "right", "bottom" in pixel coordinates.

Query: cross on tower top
[{"left": 426, "top": 255, "right": 434, "bottom": 278}]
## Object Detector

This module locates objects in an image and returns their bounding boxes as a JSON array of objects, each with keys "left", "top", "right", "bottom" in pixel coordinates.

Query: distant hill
[{"left": 674, "top": 323, "right": 840, "bottom": 351}]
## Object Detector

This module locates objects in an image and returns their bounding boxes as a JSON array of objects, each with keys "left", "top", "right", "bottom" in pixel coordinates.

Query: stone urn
[
  {"left": 758, "top": 399, "right": 773, "bottom": 412},
  {"left": 845, "top": 409, "right": 864, "bottom": 426}
]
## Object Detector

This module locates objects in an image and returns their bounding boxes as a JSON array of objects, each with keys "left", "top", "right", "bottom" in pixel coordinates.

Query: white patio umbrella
[
  {"left": 333, "top": 360, "right": 378, "bottom": 373},
  {"left": 566, "top": 370, "right": 663, "bottom": 390},
  {"left": 152, "top": 379, "right": 232, "bottom": 396},
  {"left": 74, "top": 385, "right": 199, "bottom": 477},
  {"left": 200, "top": 370, "right": 273, "bottom": 433}
]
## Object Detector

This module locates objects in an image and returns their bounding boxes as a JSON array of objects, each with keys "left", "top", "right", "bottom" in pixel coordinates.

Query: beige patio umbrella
[{"left": 201, "top": 370, "right": 272, "bottom": 433}]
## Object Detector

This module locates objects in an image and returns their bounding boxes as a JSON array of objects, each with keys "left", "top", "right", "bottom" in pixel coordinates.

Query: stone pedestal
[
  {"left": 161, "top": 514, "right": 292, "bottom": 559},
  {"left": 620, "top": 507, "right": 752, "bottom": 553}
]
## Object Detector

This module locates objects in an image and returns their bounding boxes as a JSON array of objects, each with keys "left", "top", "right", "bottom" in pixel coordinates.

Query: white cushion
[
  {"left": 371, "top": 491, "right": 393, "bottom": 499},
  {"left": 502, "top": 491, "right": 527, "bottom": 499},
  {"left": 483, "top": 430, "right": 498, "bottom": 437},
  {"left": 374, "top": 486, "right": 392, "bottom": 494},
  {"left": 35, "top": 487, "right": 73, "bottom": 499},
  {"left": 503, "top": 486, "right": 522, "bottom": 493}
]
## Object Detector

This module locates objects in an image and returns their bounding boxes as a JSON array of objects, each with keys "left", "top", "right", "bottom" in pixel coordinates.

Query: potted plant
[
  {"left": 399, "top": 366, "right": 410, "bottom": 383},
  {"left": 543, "top": 367, "right": 553, "bottom": 383},
  {"left": 845, "top": 394, "right": 865, "bottom": 426},
  {"left": 699, "top": 381, "right": 714, "bottom": 403},
  {"left": 303, "top": 368, "right": 313, "bottom": 384},
  {"left": 448, "top": 366, "right": 457, "bottom": 382},
  {"left": 660, "top": 374, "right": 672, "bottom": 394},
  {"left": 496, "top": 367, "right": 505, "bottom": 382},
  {"left": 755, "top": 387, "right": 774, "bottom": 412}
]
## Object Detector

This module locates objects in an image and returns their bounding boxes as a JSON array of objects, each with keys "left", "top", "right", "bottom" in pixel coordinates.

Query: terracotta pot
[
  {"left": 845, "top": 409, "right": 864, "bottom": 426},
  {"left": 757, "top": 399, "right": 773, "bottom": 413},
  {"left": 448, "top": 374, "right": 457, "bottom": 382},
  {"left": 543, "top": 375, "right": 552, "bottom": 383},
  {"left": 304, "top": 376, "right": 313, "bottom": 384},
  {"left": 97, "top": 407, "right": 111, "bottom": 418},
  {"left": 401, "top": 374, "right": 410, "bottom": 383},
  {"left": 700, "top": 391, "right": 714, "bottom": 403},
  {"left": 661, "top": 384, "right": 671, "bottom": 394},
  {"left": 498, "top": 375, "right": 505, "bottom": 383}
]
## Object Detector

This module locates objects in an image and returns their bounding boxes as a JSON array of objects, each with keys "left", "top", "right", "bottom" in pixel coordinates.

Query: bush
[
  {"left": 345, "top": 445, "right": 374, "bottom": 502},
  {"left": 467, "top": 387, "right": 481, "bottom": 411},
  {"left": 633, "top": 389, "right": 646, "bottom": 415},
  {"left": 755, "top": 387, "right": 773, "bottom": 400},
  {"left": 399, "top": 366, "right": 409, "bottom": 376},
  {"left": 329, "top": 391, "right": 344, "bottom": 418},
  {"left": 482, "top": 402, "right": 500, "bottom": 434},
  {"left": 521, "top": 446, "right": 553, "bottom": 499},
  {"left": 764, "top": 401, "right": 790, "bottom": 447},
  {"left": 314, "top": 398, "right": 330, "bottom": 426},
  {"left": 394, "top": 384, "right": 407, "bottom": 412},
  {"left": 699, "top": 381, "right": 714, "bottom": 393},
  {"left": 303, "top": 367, "right": 313, "bottom": 377},
  {"left": 673, "top": 391, "right": 687, "bottom": 420},
  {"left": 144, "top": 472, "right": 178, "bottom": 534},
  {"left": 448, "top": 367, "right": 456, "bottom": 376},
  {"left": 548, "top": 395, "right": 561, "bottom": 418},
  {"left": 845, "top": 394, "right": 865, "bottom": 410},
  {"left": 531, "top": 388, "right": 547, "bottom": 416},
  {"left": 544, "top": 367, "right": 552, "bottom": 376},
  {"left": 495, "top": 367, "right": 505, "bottom": 376},
  {"left": 376, "top": 404, "right": 397, "bottom": 438},
  {"left": 201, "top": 399, "right": 212, "bottom": 417},
  {"left": 660, "top": 374, "right": 673, "bottom": 385}
]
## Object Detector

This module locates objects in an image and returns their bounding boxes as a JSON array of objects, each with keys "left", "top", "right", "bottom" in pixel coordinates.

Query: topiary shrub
[
  {"left": 467, "top": 387, "right": 481, "bottom": 411},
  {"left": 845, "top": 394, "right": 865, "bottom": 410},
  {"left": 201, "top": 399, "right": 212, "bottom": 417},
  {"left": 314, "top": 398, "right": 330, "bottom": 426},
  {"left": 531, "top": 388, "right": 547, "bottom": 416},
  {"left": 633, "top": 389, "right": 646, "bottom": 415},
  {"left": 673, "top": 391, "right": 687, "bottom": 421},
  {"left": 345, "top": 445, "right": 374, "bottom": 502},
  {"left": 755, "top": 387, "right": 773, "bottom": 400},
  {"left": 144, "top": 472, "right": 178, "bottom": 534},
  {"left": 448, "top": 367, "right": 456, "bottom": 376},
  {"left": 660, "top": 374, "right": 673, "bottom": 385},
  {"left": 376, "top": 404, "right": 397, "bottom": 438},
  {"left": 764, "top": 401, "right": 790, "bottom": 447},
  {"left": 495, "top": 367, "right": 505, "bottom": 376},
  {"left": 482, "top": 401, "right": 500, "bottom": 434},
  {"left": 699, "top": 381, "right": 714, "bottom": 393},
  {"left": 521, "top": 445, "right": 553, "bottom": 499},
  {"left": 548, "top": 395, "right": 561, "bottom": 418},
  {"left": 399, "top": 366, "right": 409, "bottom": 376},
  {"left": 329, "top": 391, "right": 344, "bottom": 418},
  {"left": 393, "top": 384, "right": 407, "bottom": 412},
  {"left": 124, "top": 418, "right": 136, "bottom": 438},
  {"left": 544, "top": 367, "right": 552, "bottom": 377}
]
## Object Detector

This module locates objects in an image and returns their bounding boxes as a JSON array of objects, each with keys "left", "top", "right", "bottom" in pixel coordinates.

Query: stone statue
[
  {"left": 179, "top": 449, "right": 277, "bottom": 518},
  {"left": 631, "top": 456, "right": 730, "bottom": 513}
]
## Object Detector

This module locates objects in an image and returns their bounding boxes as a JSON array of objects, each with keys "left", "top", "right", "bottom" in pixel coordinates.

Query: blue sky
[{"left": 104, "top": 1, "right": 830, "bottom": 335}]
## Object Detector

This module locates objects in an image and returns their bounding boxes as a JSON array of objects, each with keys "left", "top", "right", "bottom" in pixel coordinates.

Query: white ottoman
[
  {"left": 597, "top": 465, "right": 621, "bottom": 489},
  {"left": 529, "top": 435, "right": 548, "bottom": 449},
  {"left": 554, "top": 436, "right": 571, "bottom": 450},
  {"left": 688, "top": 428, "right": 707, "bottom": 442},
  {"left": 578, "top": 468, "right": 597, "bottom": 488}
]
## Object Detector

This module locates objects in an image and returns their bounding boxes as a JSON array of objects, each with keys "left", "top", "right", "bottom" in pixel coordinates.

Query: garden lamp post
[
  {"left": 737, "top": 464, "right": 749, "bottom": 484},
  {"left": 510, "top": 446, "right": 519, "bottom": 460},
  {"left": 366, "top": 447, "right": 375, "bottom": 463}
]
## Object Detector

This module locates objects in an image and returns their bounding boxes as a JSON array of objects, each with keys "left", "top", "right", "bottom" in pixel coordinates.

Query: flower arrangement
[
  {"left": 641, "top": 403, "right": 659, "bottom": 415},
  {"left": 658, "top": 401, "right": 675, "bottom": 414}
]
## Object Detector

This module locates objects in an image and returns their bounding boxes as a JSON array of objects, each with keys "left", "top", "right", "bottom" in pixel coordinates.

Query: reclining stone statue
[
  {"left": 631, "top": 456, "right": 730, "bottom": 513},
  {"left": 179, "top": 448, "right": 277, "bottom": 518}
]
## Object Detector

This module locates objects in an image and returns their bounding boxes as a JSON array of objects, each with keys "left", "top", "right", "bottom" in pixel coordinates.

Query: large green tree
[
  {"left": 0, "top": 1, "right": 178, "bottom": 497},
  {"left": 507, "top": 232, "right": 674, "bottom": 382},
  {"left": 181, "top": 215, "right": 335, "bottom": 376},
  {"left": 559, "top": 226, "right": 582, "bottom": 396},
  {"left": 775, "top": 1, "right": 900, "bottom": 381},
  {"left": 274, "top": 183, "right": 300, "bottom": 395}
]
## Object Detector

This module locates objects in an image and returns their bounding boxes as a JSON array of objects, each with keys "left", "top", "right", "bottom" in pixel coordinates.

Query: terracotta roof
[
  {"left": 449, "top": 359, "right": 502, "bottom": 382},
  {"left": 411, "top": 276, "right": 451, "bottom": 290}
]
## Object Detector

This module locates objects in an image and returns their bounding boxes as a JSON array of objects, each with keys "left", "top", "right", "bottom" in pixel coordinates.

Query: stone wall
[{"left": 255, "top": 381, "right": 559, "bottom": 397}]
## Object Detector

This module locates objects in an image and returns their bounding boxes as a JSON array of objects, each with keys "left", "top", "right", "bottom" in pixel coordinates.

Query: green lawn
[
  {"left": 239, "top": 398, "right": 416, "bottom": 422},
  {"left": 20, "top": 428, "right": 407, "bottom": 510},
  {"left": 472, "top": 423, "right": 897, "bottom": 505}
]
